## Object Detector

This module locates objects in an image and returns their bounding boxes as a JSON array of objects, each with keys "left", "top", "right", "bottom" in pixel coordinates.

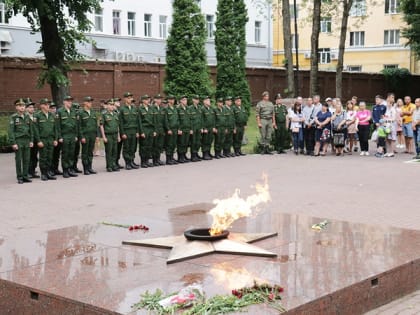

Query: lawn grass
[{"left": 0, "top": 115, "right": 8, "bottom": 136}]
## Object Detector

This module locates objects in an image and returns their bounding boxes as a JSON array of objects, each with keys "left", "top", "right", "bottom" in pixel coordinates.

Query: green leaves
[{"left": 400, "top": 0, "right": 420, "bottom": 58}]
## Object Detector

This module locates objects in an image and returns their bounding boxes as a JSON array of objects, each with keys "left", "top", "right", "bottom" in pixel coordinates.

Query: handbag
[
  {"left": 333, "top": 132, "right": 345, "bottom": 147},
  {"left": 371, "top": 129, "right": 378, "bottom": 142}
]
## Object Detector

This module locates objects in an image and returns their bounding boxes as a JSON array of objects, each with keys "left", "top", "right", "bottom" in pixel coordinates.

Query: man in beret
[
  {"left": 79, "top": 96, "right": 98, "bottom": 175},
  {"left": 232, "top": 96, "right": 248, "bottom": 156},
  {"left": 256, "top": 91, "right": 275, "bottom": 154},
  {"left": 138, "top": 95, "right": 156, "bottom": 168},
  {"left": 164, "top": 95, "right": 179, "bottom": 164},
  {"left": 273, "top": 93, "right": 289, "bottom": 154},
  {"left": 201, "top": 96, "right": 216, "bottom": 160},
  {"left": 25, "top": 98, "right": 40, "bottom": 178},
  {"left": 100, "top": 99, "right": 121, "bottom": 172},
  {"left": 8, "top": 99, "right": 34, "bottom": 184},
  {"left": 56, "top": 95, "right": 79, "bottom": 178},
  {"left": 177, "top": 95, "right": 192, "bottom": 163},
  {"left": 188, "top": 95, "right": 203, "bottom": 162},
  {"left": 214, "top": 97, "right": 227, "bottom": 158},
  {"left": 33, "top": 98, "right": 58, "bottom": 181},
  {"left": 152, "top": 94, "right": 165, "bottom": 166},
  {"left": 119, "top": 92, "right": 139, "bottom": 170}
]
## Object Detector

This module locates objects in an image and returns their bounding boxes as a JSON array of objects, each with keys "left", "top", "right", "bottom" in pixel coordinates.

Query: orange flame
[{"left": 209, "top": 174, "right": 270, "bottom": 235}]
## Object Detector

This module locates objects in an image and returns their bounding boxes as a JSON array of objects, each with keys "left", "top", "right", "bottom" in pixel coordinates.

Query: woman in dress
[
  {"left": 314, "top": 103, "right": 332, "bottom": 156},
  {"left": 395, "top": 98, "right": 405, "bottom": 149},
  {"left": 345, "top": 100, "right": 357, "bottom": 154},
  {"left": 331, "top": 104, "right": 347, "bottom": 156},
  {"left": 355, "top": 102, "right": 371, "bottom": 156},
  {"left": 384, "top": 95, "right": 397, "bottom": 157}
]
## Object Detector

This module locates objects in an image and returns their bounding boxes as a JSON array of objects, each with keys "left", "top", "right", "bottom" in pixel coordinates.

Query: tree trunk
[
  {"left": 282, "top": 0, "right": 295, "bottom": 97},
  {"left": 310, "top": 0, "right": 321, "bottom": 96},
  {"left": 336, "top": 0, "right": 353, "bottom": 99}
]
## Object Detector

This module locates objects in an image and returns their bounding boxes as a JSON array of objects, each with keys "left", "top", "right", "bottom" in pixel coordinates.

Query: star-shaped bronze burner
[{"left": 122, "top": 232, "right": 278, "bottom": 264}]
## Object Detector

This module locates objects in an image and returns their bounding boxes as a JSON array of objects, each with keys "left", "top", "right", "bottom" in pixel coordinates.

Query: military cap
[
  {"left": 154, "top": 94, "right": 163, "bottom": 99},
  {"left": 202, "top": 95, "right": 210, "bottom": 100},
  {"left": 217, "top": 97, "right": 224, "bottom": 102},
  {"left": 179, "top": 95, "right": 187, "bottom": 100},
  {"left": 234, "top": 96, "right": 242, "bottom": 100},
  {"left": 275, "top": 93, "right": 282, "bottom": 100},
  {"left": 106, "top": 98, "right": 115, "bottom": 104},
  {"left": 166, "top": 94, "right": 175, "bottom": 100},
  {"left": 24, "top": 98, "right": 35, "bottom": 106},
  {"left": 39, "top": 98, "right": 50, "bottom": 105},
  {"left": 123, "top": 92, "right": 133, "bottom": 97},
  {"left": 262, "top": 91, "right": 269, "bottom": 97},
  {"left": 49, "top": 102, "right": 57, "bottom": 108},
  {"left": 225, "top": 96, "right": 233, "bottom": 101},
  {"left": 15, "top": 98, "right": 26, "bottom": 106},
  {"left": 192, "top": 94, "right": 200, "bottom": 100},
  {"left": 72, "top": 102, "right": 80, "bottom": 108},
  {"left": 64, "top": 95, "right": 74, "bottom": 101},
  {"left": 114, "top": 97, "right": 121, "bottom": 101},
  {"left": 83, "top": 96, "right": 94, "bottom": 102},
  {"left": 141, "top": 94, "right": 150, "bottom": 100}
]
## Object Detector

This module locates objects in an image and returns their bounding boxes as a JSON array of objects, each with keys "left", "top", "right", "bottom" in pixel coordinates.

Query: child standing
[{"left": 375, "top": 119, "right": 391, "bottom": 158}]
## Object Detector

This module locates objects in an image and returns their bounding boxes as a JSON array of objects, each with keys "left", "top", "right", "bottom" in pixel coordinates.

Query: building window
[
  {"left": 292, "top": 34, "right": 299, "bottom": 49},
  {"left": 384, "top": 64, "right": 398, "bottom": 69},
  {"left": 320, "top": 17, "right": 331, "bottom": 33},
  {"left": 347, "top": 65, "right": 362, "bottom": 72},
  {"left": 144, "top": 14, "right": 152, "bottom": 37},
  {"left": 350, "top": 0, "right": 366, "bottom": 16},
  {"left": 0, "top": 1, "right": 9, "bottom": 24},
  {"left": 127, "top": 12, "right": 136, "bottom": 36},
  {"left": 385, "top": 0, "right": 399, "bottom": 14},
  {"left": 255, "top": 21, "right": 261, "bottom": 44},
  {"left": 384, "top": 29, "right": 400, "bottom": 45},
  {"left": 318, "top": 48, "right": 331, "bottom": 64},
  {"left": 159, "top": 15, "right": 167, "bottom": 39},
  {"left": 350, "top": 31, "right": 365, "bottom": 47},
  {"left": 206, "top": 15, "right": 215, "bottom": 39},
  {"left": 290, "top": 4, "right": 298, "bottom": 19},
  {"left": 112, "top": 11, "right": 120, "bottom": 35},
  {"left": 94, "top": 9, "right": 103, "bottom": 32}
]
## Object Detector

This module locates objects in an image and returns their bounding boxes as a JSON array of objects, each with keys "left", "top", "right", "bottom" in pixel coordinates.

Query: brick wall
[{"left": 1, "top": 57, "right": 419, "bottom": 111}]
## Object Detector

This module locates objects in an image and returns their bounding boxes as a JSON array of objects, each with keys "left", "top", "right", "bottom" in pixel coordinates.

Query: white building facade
[{"left": 0, "top": 0, "right": 272, "bottom": 67}]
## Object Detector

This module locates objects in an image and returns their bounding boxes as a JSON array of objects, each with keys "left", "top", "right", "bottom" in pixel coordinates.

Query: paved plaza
[{"left": 0, "top": 150, "right": 419, "bottom": 313}]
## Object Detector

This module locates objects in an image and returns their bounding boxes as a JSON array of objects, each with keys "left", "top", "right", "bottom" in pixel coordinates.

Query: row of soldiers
[{"left": 8, "top": 93, "right": 249, "bottom": 183}]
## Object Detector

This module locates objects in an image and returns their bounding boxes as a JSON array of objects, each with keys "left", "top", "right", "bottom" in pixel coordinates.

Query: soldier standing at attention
[
  {"left": 223, "top": 96, "right": 235, "bottom": 157},
  {"left": 119, "top": 92, "right": 139, "bottom": 170},
  {"left": 56, "top": 96, "right": 79, "bottom": 178},
  {"left": 232, "top": 96, "right": 248, "bottom": 156},
  {"left": 188, "top": 95, "right": 203, "bottom": 162},
  {"left": 33, "top": 98, "right": 58, "bottom": 181},
  {"left": 201, "top": 96, "right": 216, "bottom": 160},
  {"left": 256, "top": 91, "right": 275, "bottom": 154},
  {"left": 273, "top": 93, "right": 289, "bottom": 154},
  {"left": 138, "top": 95, "right": 156, "bottom": 168},
  {"left": 100, "top": 99, "right": 120, "bottom": 172},
  {"left": 71, "top": 102, "right": 82, "bottom": 173},
  {"left": 9, "top": 99, "right": 34, "bottom": 184},
  {"left": 25, "top": 98, "right": 39, "bottom": 179},
  {"left": 214, "top": 98, "right": 227, "bottom": 159},
  {"left": 49, "top": 102, "right": 62, "bottom": 175},
  {"left": 177, "top": 95, "right": 192, "bottom": 163},
  {"left": 113, "top": 97, "right": 124, "bottom": 169},
  {"left": 79, "top": 96, "right": 98, "bottom": 175},
  {"left": 152, "top": 94, "right": 165, "bottom": 166},
  {"left": 164, "top": 95, "right": 179, "bottom": 165}
]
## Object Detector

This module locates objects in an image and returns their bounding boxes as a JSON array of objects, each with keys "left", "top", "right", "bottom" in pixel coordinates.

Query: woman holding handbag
[
  {"left": 314, "top": 103, "right": 332, "bottom": 156},
  {"left": 331, "top": 104, "right": 347, "bottom": 156}
]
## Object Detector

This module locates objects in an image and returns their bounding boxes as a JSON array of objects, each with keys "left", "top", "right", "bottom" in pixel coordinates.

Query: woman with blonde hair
[{"left": 395, "top": 98, "right": 405, "bottom": 149}]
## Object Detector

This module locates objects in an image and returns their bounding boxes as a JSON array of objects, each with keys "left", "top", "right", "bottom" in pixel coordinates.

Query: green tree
[
  {"left": 281, "top": 0, "right": 295, "bottom": 97},
  {"left": 164, "top": 0, "right": 213, "bottom": 98},
  {"left": 309, "top": 0, "right": 321, "bottom": 96},
  {"left": 215, "top": 0, "right": 251, "bottom": 112},
  {"left": 401, "top": 0, "right": 420, "bottom": 58},
  {"left": 6, "top": 0, "right": 100, "bottom": 105}
]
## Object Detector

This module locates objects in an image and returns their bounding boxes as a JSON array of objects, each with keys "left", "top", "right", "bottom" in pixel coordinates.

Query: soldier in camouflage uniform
[
  {"left": 79, "top": 96, "right": 98, "bottom": 175},
  {"left": 256, "top": 91, "right": 275, "bottom": 154},
  {"left": 119, "top": 92, "right": 139, "bottom": 170},
  {"left": 201, "top": 96, "right": 216, "bottom": 160},
  {"left": 177, "top": 95, "right": 192, "bottom": 163},
  {"left": 232, "top": 96, "right": 248, "bottom": 156},
  {"left": 138, "top": 95, "right": 156, "bottom": 168},
  {"left": 114, "top": 97, "right": 123, "bottom": 169},
  {"left": 100, "top": 99, "right": 120, "bottom": 172},
  {"left": 223, "top": 96, "right": 235, "bottom": 157},
  {"left": 8, "top": 99, "right": 34, "bottom": 184},
  {"left": 188, "top": 95, "right": 203, "bottom": 162},
  {"left": 152, "top": 94, "right": 165, "bottom": 166},
  {"left": 164, "top": 95, "right": 179, "bottom": 165},
  {"left": 49, "top": 102, "right": 62, "bottom": 175},
  {"left": 33, "top": 98, "right": 58, "bottom": 181},
  {"left": 214, "top": 98, "right": 227, "bottom": 159},
  {"left": 72, "top": 102, "right": 82, "bottom": 173},
  {"left": 56, "top": 96, "right": 79, "bottom": 178},
  {"left": 273, "top": 93, "right": 289, "bottom": 154},
  {"left": 25, "top": 98, "right": 39, "bottom": 178}
]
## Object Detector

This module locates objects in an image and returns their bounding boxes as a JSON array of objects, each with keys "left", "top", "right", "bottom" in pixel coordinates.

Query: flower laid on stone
[
  {"left": 311, "top": 220, "right": 329, "bottom": 231},
  {"left": 100, "top": 221, "right": 149, "bottom": 232},
  {"left": 132, "top": 281, "right": 286, "bottom": 314}
]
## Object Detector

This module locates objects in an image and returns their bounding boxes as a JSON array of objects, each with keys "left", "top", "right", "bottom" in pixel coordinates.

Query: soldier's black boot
[
  {"left": 214, "top": 151, "right": 220, "bottom": 159},
  {"left": 191, "top": 153, "right": 200, "bottom": 162},
  {"left": 239, "top": 149, "right": 246, "bottom": 156},
  {"left": 68, "top": 168, "right": 78, "bottom": 177},
  {"left": 203, "top": 151, "right": 212, "bottom": 160},
  {"left": 223, "top": 150, "right": 230, "bottom": 157},
  {"left": 73, "top": 165, "right": 82, "bottom": 173},
  {"left": 265, "top": 146, "right": 273, "bottom": 155},
  {"left": 166, "top": 154, "right": 174, "bottom": 165},
  {"left": 83, "top": 162, "right": 91, "bottom": 175},
  {"left": 234, "top": 149, "right": 240, "bottom": 156},
  {"left": 46, "top": 168, "right": 56, "bottom": 180},
  {"left": 41, "top": 169, "right": 48, "bottom": 181},
  {"left": 63, "top": 168, "right": 70, "bottom": 178},
  {"left": 88, "top": 162, "right": 97, "bottom": 174},
  {"left": 125, "top": 160, "right": 133, "bottom": 170},
  {"left": 177, "top": 153, "right": 184, "bottom": 163},
  {"left": 183, "top": 153, "right": 191, "bottom": 163},
  {"left": 130, "top": 160, "right": 139, "bottom": 169},
  {"left": 54, "top": 169, "right": 63, "bottom": 175},
  {"left": 171, "top": 154, "right": 179, "bottom": 164},
  {"left": 152, "top": 157, "right": 159, "bottom": 167},
  {"left": 140, "top": 158, "right": 149, "bottom": 168}
]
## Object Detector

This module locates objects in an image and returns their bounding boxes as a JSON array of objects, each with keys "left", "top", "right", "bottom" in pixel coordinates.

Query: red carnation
[{"left": 128, "top": 226, "right": 134, "bottom": 231}]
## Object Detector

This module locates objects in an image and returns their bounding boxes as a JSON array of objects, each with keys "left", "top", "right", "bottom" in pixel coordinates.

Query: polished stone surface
[{"left": 0, "top": 208, "right": 420, "bottom": 314}]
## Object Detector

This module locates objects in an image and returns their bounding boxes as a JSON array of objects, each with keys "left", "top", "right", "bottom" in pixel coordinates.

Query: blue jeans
[
  {"left": 292, "top": 128, "right": 304, "bottom": 151},
  {"left": 415, "top": 126, "right": 420, "bottom": 154}
]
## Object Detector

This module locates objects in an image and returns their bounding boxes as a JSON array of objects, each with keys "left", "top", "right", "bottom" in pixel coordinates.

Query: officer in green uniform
[
  {"left": 79, "top": 96, "right": 98, "bottom": 175},
  {"left": 223, "top": 96, "right": 235, "bottom": 157},
  {"left": 232, "top": 96, "right": 248, "bottom": 156},
  {"left": 114, "top": 97, "right": 123, "bottom": 169},
  {"left": 119, "top": 92, "right": 139, "bottom": 170},
  {"left": 256, "top": 91, "right": 275, "bottom": 154},
  {"left": 214, "top": 98, "right": 227, "bottom": 159},
  {"left": 138, "top": 95, "right": 156, "bottom": 168},
  {"left": 201, "top": 96, "right": 216, "bottom": 160},
  {"left": 273, "top": 93, "right": 289, "bottom": 154},
  {"left": 8, "top": 99, "right": 34, "bottom": 184},
  {"left": 71, "top": 102, "right": 82, "bottom": 173},
  {"left": 152, "top": 94, "right": 165, "bottom": 166},
  {"left": 164, "top": 95, "right": 179, "bottom": 165},
  {"left": 100, "top": 99, "right": 120, "bottom": 172},
  {"left": 25, "top": 98, "right": 39, "bottom": 178},
  {"left": 188, "top": 95, "right": 203, "bottom": 162},
  {"left": 56, "top": 95, "right": 79, "bottom": 178},
  {"left": 49, "top": 102, "right": 62, "bottom": 175},
  {"left": 33, "top": 98, "right": 58, "bottom": 181},
  {"left": 177, "top": 95, "right": 192, "bottom": 163}
]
